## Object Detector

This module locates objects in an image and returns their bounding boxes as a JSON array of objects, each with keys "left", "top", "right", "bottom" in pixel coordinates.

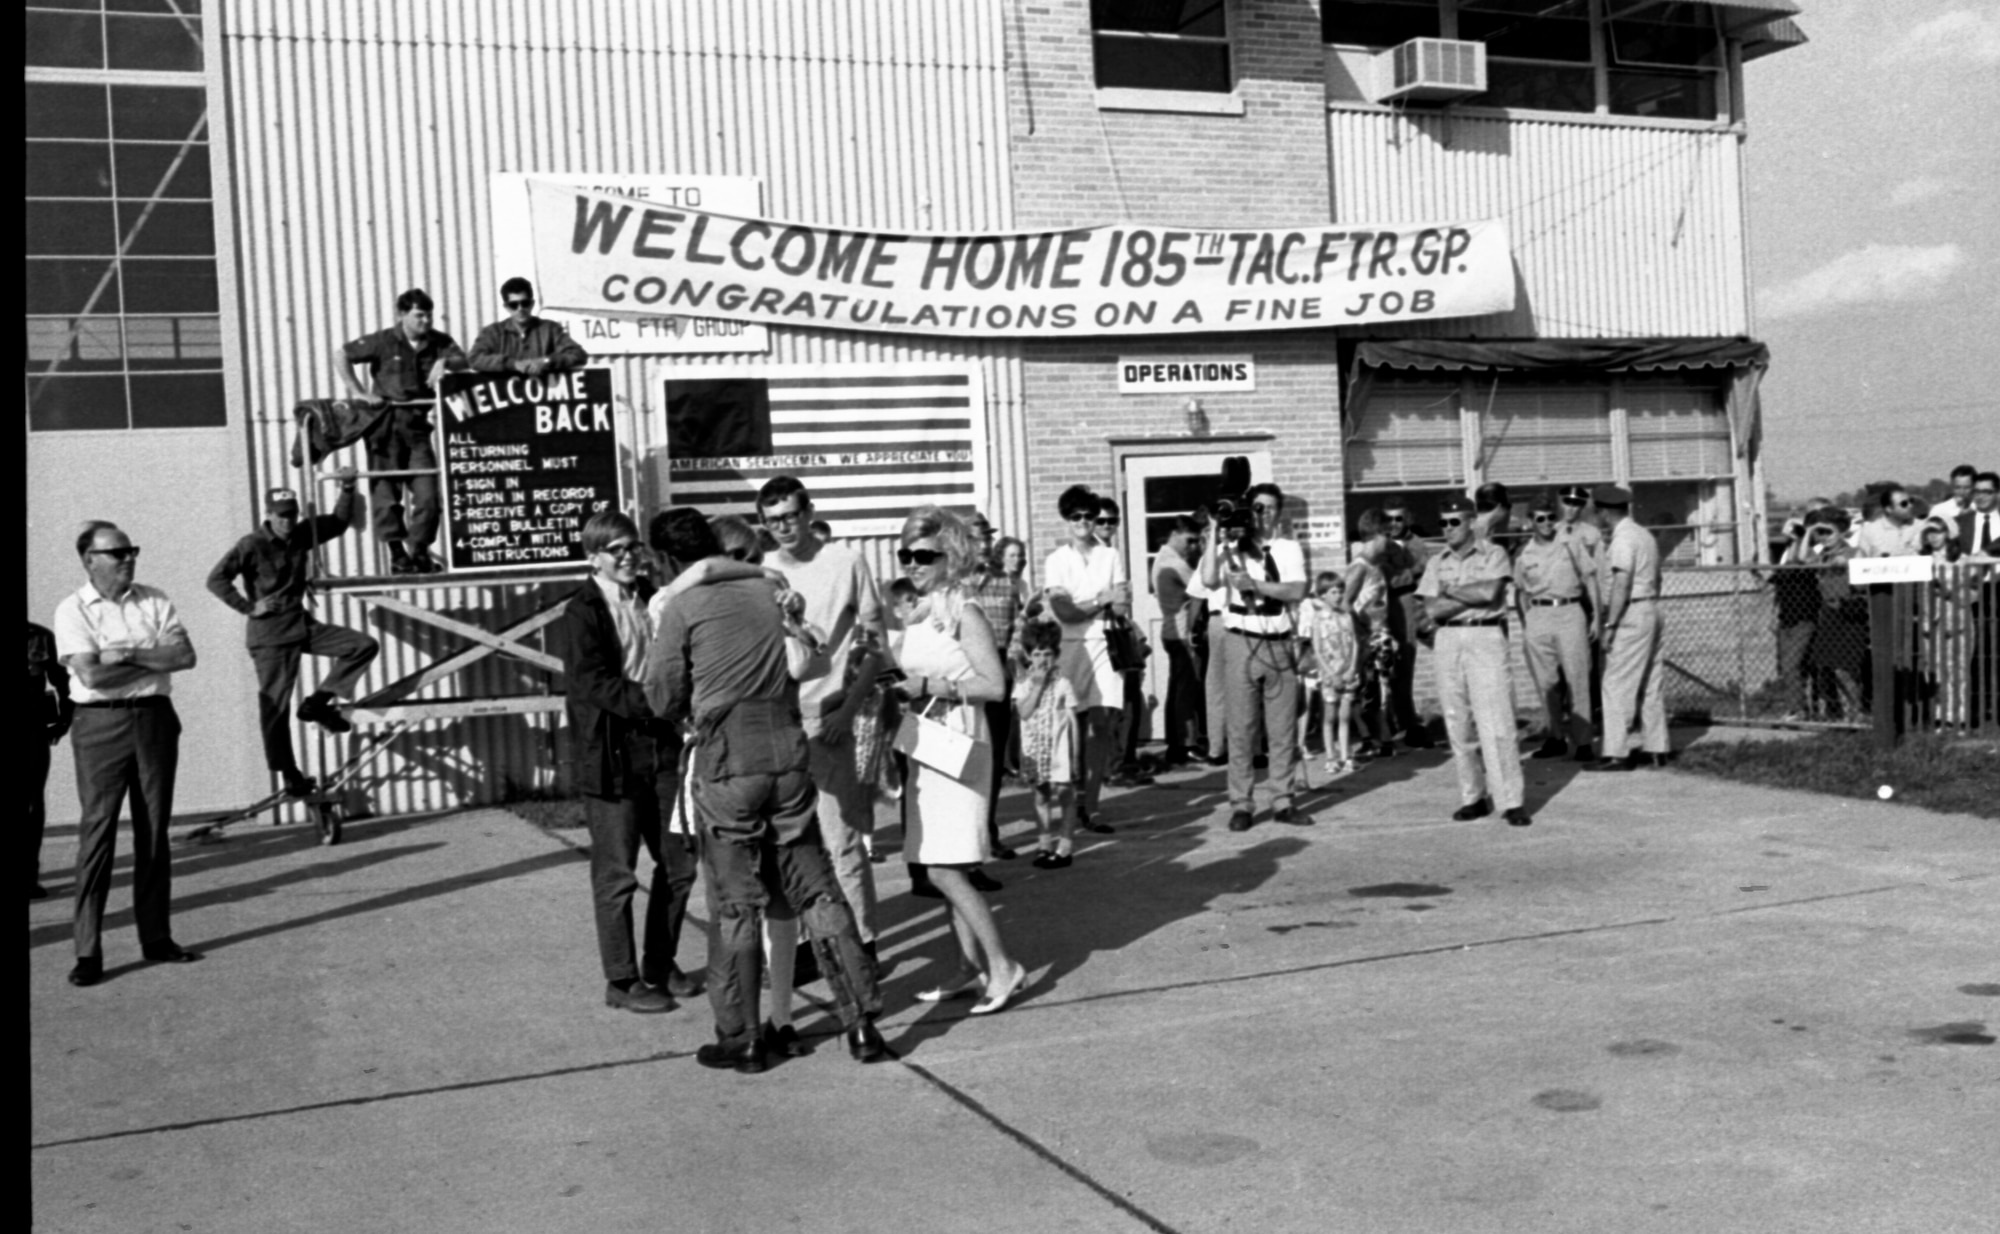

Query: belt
[
  {"left": 1226, "top": 627, "right": 1291, "bottom": 641},
  {"left": 1442, "top": 617, "right": 1506, "bottom": 629},
  {"left": 77, "top": 696, "right": 170, "bottom": 709},
  {"left": 1529, "top": 597, "right": 1580, "bottom": 607}
]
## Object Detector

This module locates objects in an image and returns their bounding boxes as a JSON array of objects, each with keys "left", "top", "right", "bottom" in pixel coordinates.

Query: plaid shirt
[{"left": 968, "top": 568, "right": 1025, "bottom": 660}]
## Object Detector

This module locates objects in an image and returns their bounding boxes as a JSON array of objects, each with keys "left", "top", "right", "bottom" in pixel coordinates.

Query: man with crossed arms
[{"left": 1417, "top": 495, "right": 1531, "bottom": 827}]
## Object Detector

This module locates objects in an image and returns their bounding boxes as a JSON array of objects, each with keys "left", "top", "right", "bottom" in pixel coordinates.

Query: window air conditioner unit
[{"left": 1372, "top": 38, "right": 1486, "bottom": 103}]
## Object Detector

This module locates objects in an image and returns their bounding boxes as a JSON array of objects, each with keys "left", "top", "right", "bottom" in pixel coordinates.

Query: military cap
[
  {"left": 1591, "top": 484, "right": 1633, "bottom": 508},
  {"left": 1439, "top": 494, "right": 1476, "bottom": 516},
  {"left": 266, "top": 487, "right": 302, "bottom": 513},
  {"left": 1558, "top": 484, "right": 1592, "bottom": 505}
]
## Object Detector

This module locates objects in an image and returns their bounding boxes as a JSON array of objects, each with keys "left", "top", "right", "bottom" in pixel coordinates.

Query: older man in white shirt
[
  {"left": 1854, "top": 484, "right": 1926, "bottom": 558},
  {"left": 53, "top": 521, "right": 201, "bottom": 987}
]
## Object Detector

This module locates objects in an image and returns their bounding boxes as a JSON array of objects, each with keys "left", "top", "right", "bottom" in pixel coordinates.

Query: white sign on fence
[{"left": 1847, "top": 555, "right": 1934, "bottom": 585}]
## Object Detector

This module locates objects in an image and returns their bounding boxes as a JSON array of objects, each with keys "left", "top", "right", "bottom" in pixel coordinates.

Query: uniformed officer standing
[
  {"left": 207, "top": 474, "right": 381, "bottom": 798},
  {"left": 1585, "top": 485, "right": 1671, "bottom": 770},
  {"left": 1417, "top": 496, "right": 1531, "bottom": 826},
  {"left": 1555, "top": 483, "right": 1606, "bottom": 718},
  {"left": 1554, "top": 485, "right": 1604, "bottom": 562},
  {"left": 334, "top": 288, "right": 467, "bottom": 575},
  {"left": 1514, "top": 494, "right": 1601, "bottom": 761}
]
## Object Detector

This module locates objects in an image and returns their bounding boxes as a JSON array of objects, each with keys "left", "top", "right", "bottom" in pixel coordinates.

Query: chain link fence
[{"left": 1658, "top": 562, "right": 1998, "bottom": 734}]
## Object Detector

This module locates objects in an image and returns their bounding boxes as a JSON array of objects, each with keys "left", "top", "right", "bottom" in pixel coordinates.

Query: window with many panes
[
  {"left": 26, "top": 1, "right": 225, "bottom": 431},
  {"left": 1324, "top": 0, "right": 1728, "bottom": 120},
  {"left": 1091, "top": 0, "right": 1233, "bottom": 94}
]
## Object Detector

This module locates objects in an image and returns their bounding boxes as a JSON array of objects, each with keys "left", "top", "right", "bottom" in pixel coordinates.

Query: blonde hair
[{"left": 899, "top": 505, "right": 981, "bottom": 591}]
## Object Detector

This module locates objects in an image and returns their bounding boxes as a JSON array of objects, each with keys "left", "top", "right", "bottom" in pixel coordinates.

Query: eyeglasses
[
  {"left": 1439, "top": 517, "right": 1467, "bottom": 529},
  {"left": 505, "top": 298, "right": 535, "bottom": 309},
  {"left": 1252, "top": 502, "right": 1280, "bottom": 514},
  {"left": 1809, "top": 526, "right": 1835, "bottom": 537},
  {"left": 1066, "top": 512, "right": 1095, "bottom": 524},
  {"left": 1560, "top": 498, "right": 1584, "bottom": 507},
  {"left": 897, "top": 547, "right": 945, "bottom": 566},
  {"left": 1095, "top": 518, "right": 1120, "bottom": 527},
  {"left": 599, "top": 541, "right": 642, "bottom": 558},
  {"left": 762, "top": 509, "right": 806, "bottom": 529},
  {"left": 89, "top": 546, "right": 141, "bottom": 561},
  {"left": 1531, "top": 514, "right": 1556, "bottom": 524},
  {"left": 1385, "top": 514, "right": 1408, "bottom": 523}
]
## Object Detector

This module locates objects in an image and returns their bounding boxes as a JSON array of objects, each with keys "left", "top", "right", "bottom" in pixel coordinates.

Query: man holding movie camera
[{"left": 1198, "top": 464, "right": 1308, "bottom": 832}]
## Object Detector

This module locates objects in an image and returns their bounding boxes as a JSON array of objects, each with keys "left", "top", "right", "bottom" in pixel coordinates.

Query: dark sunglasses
[
  {"left": 1531, "top": 514, "right": 1556, "bottom": 524},
  {"left": 897, "top": 547, "right": 945, "bottom": 566},
  {"left": 600, "top": 541, "right": 642, "bottom": 558},
  {"left": 89, "top": 546, "right": 141, "bottom": 561},
  {"left": 1095, "top": 517, "right": 1120, "bottom": 527},
  {"left": 1439, "top": 517, "right": 1467, "bottom": 529},
  {"left": 505, "top": 298, "right": 535, "bottom": 309},
  {"left": 1560, "top": 498, "right": 1584, "bottom": 507},
  {"left": 1385, "top": 514, "right": 1408, "bottom": 522}
]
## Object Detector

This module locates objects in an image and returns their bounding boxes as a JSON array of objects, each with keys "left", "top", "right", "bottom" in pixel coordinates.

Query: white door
[{"left": 1119, "top": 450, "right": 1275, "bottom": 745}]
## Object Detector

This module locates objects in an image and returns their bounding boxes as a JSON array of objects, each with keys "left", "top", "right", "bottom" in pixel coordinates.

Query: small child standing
[
  {"left": 1013, "top": 619, "right": 1080, "bottom": 870},
  {"left": 1301, "top": 570, "right": 1361, "bottom": 775}
]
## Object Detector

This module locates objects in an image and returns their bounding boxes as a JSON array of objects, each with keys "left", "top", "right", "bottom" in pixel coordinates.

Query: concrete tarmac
[{"left": 30, "top": 733, "right": 1999, "bottom": 1233}]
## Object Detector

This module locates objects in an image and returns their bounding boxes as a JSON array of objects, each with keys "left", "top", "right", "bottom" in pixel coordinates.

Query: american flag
[{"left": 662, "top": 365, "right": 986, "bottom": 536}]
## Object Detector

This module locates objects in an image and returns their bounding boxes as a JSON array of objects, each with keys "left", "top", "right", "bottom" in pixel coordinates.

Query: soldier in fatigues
[
  {"left": 1514, "top": 493, "right": 1601, "bottom": 761},
  {"left": 1416, "top": 496, "right": 1531, "bottom": 826},
  {"left": 1585, "top": 485, "right": 1671, "bottom": 770}
]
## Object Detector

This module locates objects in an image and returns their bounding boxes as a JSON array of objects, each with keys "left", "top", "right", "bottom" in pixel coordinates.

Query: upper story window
[
  {"left": 1091, "top": 0, "right": 1233, "bottom": 94},
  {"left": 1325, "top": 0, "right": 1729, "bottom": 121},
  {"left": 25, "top": 1, "right": 224, "bottom": 431}
]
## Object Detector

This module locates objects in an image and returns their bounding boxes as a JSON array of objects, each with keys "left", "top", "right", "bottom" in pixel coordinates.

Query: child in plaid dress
[{"left": 1013, "top": 619, "right": 1079, "bottom": 869}]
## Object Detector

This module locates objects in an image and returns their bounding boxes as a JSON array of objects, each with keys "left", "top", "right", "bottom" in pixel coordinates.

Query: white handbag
[{"left": 892, "top": 695, "right": 983, "bottom": 781}]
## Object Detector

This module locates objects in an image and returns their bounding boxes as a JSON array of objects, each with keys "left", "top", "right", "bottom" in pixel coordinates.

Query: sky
[{"left": 1743, "top": 3, "right": 2000, "bottom": 500}]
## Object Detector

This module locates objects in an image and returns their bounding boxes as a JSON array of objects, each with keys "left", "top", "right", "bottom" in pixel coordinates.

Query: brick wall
[{"left": 1003, "top": 1, "right": 1348, "bottom": 568}]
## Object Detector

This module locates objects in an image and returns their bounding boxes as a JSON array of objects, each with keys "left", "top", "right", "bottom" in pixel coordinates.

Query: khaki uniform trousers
[
  {"left": 1601, "top": 601, "right": 1669, "bottom": 759},
  {"left": 1432, "top": 625, "right": 1524, "bottom": 811},
  {"left": 1523, "top": 603, "right": 1593, "bottom": 745}
]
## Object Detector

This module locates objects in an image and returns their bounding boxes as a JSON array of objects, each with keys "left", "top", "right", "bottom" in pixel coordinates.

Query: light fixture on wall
[{"left": 1185, "top": 398, "right": 1209, "bottom": 437}]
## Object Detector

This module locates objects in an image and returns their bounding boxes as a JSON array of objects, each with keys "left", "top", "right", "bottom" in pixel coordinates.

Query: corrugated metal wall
[
  {"left": 1328, "top": 109, "right": 1749, "bottom": 339},
  {"left": 220, "top": 0, "right": 1019, "bottom": 816}
]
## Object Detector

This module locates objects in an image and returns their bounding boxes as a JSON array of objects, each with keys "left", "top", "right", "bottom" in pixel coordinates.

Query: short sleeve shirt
[
  {"left": 1605, "top": 519, "right": 1663, "bottom": 601},
  {"left": 1218, "top": 537, "right": 1305, "bottom": 636},
  {"left": 1854, "top": 518, "right": 1923, "bottom": 558},
  {"left": 1514, "top": 536, "right": 1588, "bottom": 600},
  {"left": 1044, "top": 542, "right": 1127, "bottom": 643},
  {"left": 1416, "top": 542, "right": 1513, "bottom": 622},
  {"left": 52, "top": 583, "right": 187, "bottom": 702},
  {"left": 1555, "top": 518, "right": 1603, "bottom": 565}
]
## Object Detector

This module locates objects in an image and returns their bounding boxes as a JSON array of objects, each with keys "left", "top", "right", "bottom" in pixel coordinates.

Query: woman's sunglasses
[{"left": 897, "top": 547, "right": 945, "bottom": 566}]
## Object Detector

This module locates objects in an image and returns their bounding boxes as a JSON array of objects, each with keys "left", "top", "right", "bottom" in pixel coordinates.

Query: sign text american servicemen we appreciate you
[{"left": 527, "top": 179, "right": 1516, "bottom": 339}]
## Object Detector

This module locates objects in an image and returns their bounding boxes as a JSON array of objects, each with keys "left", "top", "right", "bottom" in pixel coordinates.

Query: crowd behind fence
[{"left": 1652, "top": 562, "right": 1996, "bottom": 737}]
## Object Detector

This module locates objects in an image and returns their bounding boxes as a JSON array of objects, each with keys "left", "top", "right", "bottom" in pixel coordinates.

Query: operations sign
[{"left": 438, "top": 369, "right": 624, "bottom": 572}]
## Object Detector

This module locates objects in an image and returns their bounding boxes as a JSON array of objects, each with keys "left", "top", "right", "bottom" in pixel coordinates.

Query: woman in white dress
[
  {"left": 894, "top": 506, "right": 1028, "bottom": 1015},
  {"left": 1041, "top": 485, "right": 1130, "bottom": 833}
]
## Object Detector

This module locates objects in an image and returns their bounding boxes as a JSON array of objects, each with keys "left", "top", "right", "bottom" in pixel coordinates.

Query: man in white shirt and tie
[{"left": 1957, "top": 472, "right": 1999, "bottom": 559}]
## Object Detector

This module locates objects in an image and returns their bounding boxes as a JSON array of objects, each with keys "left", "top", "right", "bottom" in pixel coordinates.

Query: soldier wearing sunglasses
[
  {"left": 1416, "top": 496, "right": 1530, "bottom": 826},
  {"left": 468, "top": 277, "right": 589, "bottom": 376}
]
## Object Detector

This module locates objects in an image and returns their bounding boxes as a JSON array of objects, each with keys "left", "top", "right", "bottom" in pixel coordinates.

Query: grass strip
[{"left": 1676, "top": 730, "right": 1999, "bottom": 820}]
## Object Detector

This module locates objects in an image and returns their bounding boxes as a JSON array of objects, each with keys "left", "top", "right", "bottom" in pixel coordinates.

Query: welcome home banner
[{"left": 528, "top": 179, "right": 1515, "bottom": 339}]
